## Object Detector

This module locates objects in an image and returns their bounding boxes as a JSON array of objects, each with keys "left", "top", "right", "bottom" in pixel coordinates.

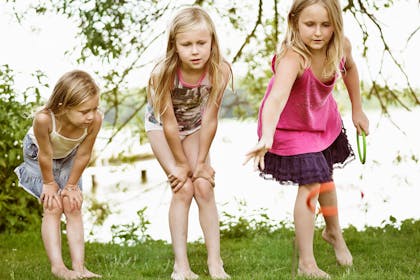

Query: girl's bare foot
[
  {"left": 171, "top": 270, "right": 199, "bottom": 280},
  {"left": 298, "top": 266, "right": 330, "bottom": 279},
  {"left": 51, "top": 267, "right": 82, "bottom": 280},
  {"left": 208, "top": 260, "right": 230, "bottom": 279},
  {"left": 80, "top": 267, "right": 102, "bottom": 278},
  {"left": 322, "top": 228, "right": 353, "bottom": 266}
]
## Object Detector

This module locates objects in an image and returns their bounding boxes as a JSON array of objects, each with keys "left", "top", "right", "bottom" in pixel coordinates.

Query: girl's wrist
[
  {"left": 64, "top": 184, "right": 80, "bottom": 192},
  {"left": 260, "top": 137, "right": 273, "bottom": 150}
]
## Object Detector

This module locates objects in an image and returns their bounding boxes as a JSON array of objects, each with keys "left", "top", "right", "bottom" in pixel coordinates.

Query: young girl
[
  {"left": 244, "top": 0, "right": 369, "bottom": 278},
  {"left": 145, "top": 6, "right": 231, "bottom": 280},
  {"left": 14, "top": 70, "right": 102, "bottom": 280}
]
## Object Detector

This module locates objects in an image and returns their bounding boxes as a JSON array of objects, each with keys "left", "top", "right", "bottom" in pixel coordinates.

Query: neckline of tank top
[
  {"left": 50, "top": 111, "right": 87, "bottom": 142},
  {"left": 177, "top": 68, "right": 208, "bottom": 88},
  {"left": 305, "top": 67, "right": 337, "bottom": 87}
]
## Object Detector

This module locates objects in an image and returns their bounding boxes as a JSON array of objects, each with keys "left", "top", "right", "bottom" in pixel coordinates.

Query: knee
[
  {"left": 62, "top": 197, "right": 82, "bottom": 217},
  {"left": 173, "top": 180, "right": 195, "bottom": 203},
  {"left": 43, "top": 204, "right": 63, "bottom": 217},
  {"left": 193, "top": 178, "right": 214, "bottom": 203}
]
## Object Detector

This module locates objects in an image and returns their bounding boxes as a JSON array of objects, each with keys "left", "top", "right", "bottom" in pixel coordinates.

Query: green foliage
[
  {"left": 86, "top": 198, "right": 112, "bottom": 226},
  {"left": 110, "top": 207, "right": 151, "bottom": 246},
  {"left": 219, "top": 199, "right": 291, "bottom": 238},
  {"left": 0, "top": 65, "right": 43, "bottom": 233},
  {"left": 1, "top": 218, "right": 419, "bottom": 279},
  {"left": 4, "top": 0, "right": 418, "bottom": 136}
]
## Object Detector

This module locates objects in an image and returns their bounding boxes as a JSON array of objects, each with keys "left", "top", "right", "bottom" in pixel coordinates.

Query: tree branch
[{"left": 232, "top": 0, "right": 263, "bottom": 63}]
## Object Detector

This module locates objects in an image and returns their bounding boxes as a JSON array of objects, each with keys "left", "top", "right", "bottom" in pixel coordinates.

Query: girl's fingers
[
  {"left": 42, "top": 196, "right": 48, "bottom": 208},
  {"left": 168, "top": 174, "right": 177, "bottom": 184},
  {"left": 208, "top": 176, "right": 215, "bottom": 187},
  {"left": 259, "top": 156, "right": 265, "bottom": 171},
  {"left": 253, "top": 156, "right": 259, "bottom": 171},
  {"left": 172, "top": 183, "right": 182, "bottom": 193},
  {"left": 243, "top": 154, "right": 253, "bottom": 166},
  {"left": 54, "top": 195, "right": 62, "bottom": 209},
  {"left": 47, "top": 195, "right": 53, "bottom": 210}
]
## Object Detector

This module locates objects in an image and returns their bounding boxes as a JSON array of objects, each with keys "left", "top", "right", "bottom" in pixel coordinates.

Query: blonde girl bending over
[
  {"left": 15, "top": 70, "right": 102, "bottom": 279},
  {"left": 145, "top": 6, "right": 231, "bottom": 280}
]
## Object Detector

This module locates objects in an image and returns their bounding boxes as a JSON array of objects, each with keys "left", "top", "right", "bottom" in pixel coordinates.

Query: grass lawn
[{"left": 1, "top": 219, "right": 419, "bottom": 279}]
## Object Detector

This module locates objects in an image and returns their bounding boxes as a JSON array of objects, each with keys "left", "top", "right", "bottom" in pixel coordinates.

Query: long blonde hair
[
  {"left": 277, "top": 0, "right": 344, "bottom": 77},
  {"left": 148, "top": 6, "right": 230, "bottom": 118},
  {"left": 42, "top": 70, "right": 100, "bottom": 116}
]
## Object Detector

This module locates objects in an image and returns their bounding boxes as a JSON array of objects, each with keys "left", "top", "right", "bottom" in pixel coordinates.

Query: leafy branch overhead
[{"left": 5, "top": 0, "right": 419, "bottom": 121}]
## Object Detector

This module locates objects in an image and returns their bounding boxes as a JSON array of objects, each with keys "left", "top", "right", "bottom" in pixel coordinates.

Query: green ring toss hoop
[{"left": 356, "top": 131, "right": 366, "bottom": 164}]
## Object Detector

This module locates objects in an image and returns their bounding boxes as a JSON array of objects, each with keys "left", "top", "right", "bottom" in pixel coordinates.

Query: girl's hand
[
  {"left": 60, "top": 184, "right": 83, "bottom": 211},
  {"left": 243, "top": 139, "right": 270, "bottom": 171},
  {"left": 40, "top": 181, "right": 62, "bottom": 210},
  {"left": 168, "top": 164, "right": 192, "bottom": 193},
  {"left": 192, "top": 162, "right": 215, "bottom": 187},
  {"left": 352, "top": 110, "right": 370, "bottom": 135}
]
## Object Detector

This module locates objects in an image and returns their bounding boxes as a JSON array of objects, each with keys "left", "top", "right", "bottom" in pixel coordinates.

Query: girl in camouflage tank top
[{"left": 145, "top": 6, "right": 232, "bottom": 280}]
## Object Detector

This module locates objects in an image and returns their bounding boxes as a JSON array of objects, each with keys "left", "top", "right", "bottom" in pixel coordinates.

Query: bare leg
[
  {"left": 295, "top": 184, "right": 330, "bottom": 279},
  {"left": 147, "top": 131, "right": 198, "bottom": 279},
  {"left": 169, "top": 181, "right": 198, "bottom": 280},
  {"left": 42, "top": 203, "right": 81, "bottom": 280},
  {"left": 63, "top": 197, "right": 101, "bottom": 278},
  {"left": 318, "top": 186, "right": 353, "bottom": 266},
  {"left": 193, "top": 178, "right": 229, "bottom": 279}
]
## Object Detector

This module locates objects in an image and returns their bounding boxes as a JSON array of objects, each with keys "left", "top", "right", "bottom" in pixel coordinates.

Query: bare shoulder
[
  {"left": 220, "top": 60, "right": 232, "bottom": 81},
  {"left": 276, "top": 49, "right": 302, "bottom": 74},
  {"left": 343, "top": 36, "right": 356, "bottom": 69},
  {"left": 88, "top": 110, "right": 103, "bottom": 134},
  {"left": 343, "top": 36, "right": 353, "bottom": 57},
  {"left": 33, "top": 110, "right": 52, "bottom": 132}
]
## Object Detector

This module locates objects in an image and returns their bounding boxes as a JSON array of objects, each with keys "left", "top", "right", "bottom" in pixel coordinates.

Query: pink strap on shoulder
[{"left": 271, "top": 55, "right": 277, "bottom": 73}]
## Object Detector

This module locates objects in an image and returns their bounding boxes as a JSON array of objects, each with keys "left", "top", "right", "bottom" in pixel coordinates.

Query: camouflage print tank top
[{"left": 146, "top": 69, "right": 211, "bottom": 133}]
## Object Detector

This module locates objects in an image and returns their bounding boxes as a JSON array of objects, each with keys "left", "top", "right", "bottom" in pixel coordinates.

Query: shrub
[{"left": 0, "top": 65, "right": 43, "bottom": 232}]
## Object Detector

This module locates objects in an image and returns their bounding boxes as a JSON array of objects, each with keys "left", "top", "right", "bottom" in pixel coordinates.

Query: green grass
[{"left": 1, "top": 219, "right": 419, "bottom": 279}]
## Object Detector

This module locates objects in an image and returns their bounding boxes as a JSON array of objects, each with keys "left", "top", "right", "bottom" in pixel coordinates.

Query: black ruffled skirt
[{"left": 260, "top": 128, "right": 354, "bottom": 185}]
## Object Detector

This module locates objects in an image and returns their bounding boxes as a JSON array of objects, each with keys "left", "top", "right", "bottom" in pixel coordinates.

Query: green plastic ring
[{"left": 356, "top": 131, "right": 366, "bottom": 164}]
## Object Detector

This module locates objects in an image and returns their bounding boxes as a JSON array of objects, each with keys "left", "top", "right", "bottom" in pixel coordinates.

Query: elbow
[
  {"left": 163, "top": 122, "right": 179, "bottom": 136},
  {"left": 75, "top": 152, "right": 92, "bottom": 167},
  {"left": 202, "top": 117, "right": 218, "bottom": 132}
]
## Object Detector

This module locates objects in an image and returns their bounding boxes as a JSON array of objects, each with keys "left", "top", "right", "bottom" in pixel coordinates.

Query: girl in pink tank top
[{"left": 244, "top": 0, "right": 369, "bottom": 278}]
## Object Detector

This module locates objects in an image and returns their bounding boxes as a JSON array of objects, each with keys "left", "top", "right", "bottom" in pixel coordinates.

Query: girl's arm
[
  {"left": 193, "top": 62, "right": 231, "bottom": 186},
  {"left": 160, "top": 90, "right": 191, "bottom": 192},
  {"left": 342, "top": 37, "right": 369, "bottom": 135},
  {"left": 61, "top": 111, "right": 102, "bottom": 210},
  {"left": 33, "top": 111, "right": 62, "bottom": 209},
  {"left": 66, "top": 111, "right": 102, "bottom": 186},
  {"left": 245, "top": 50, "right": 301, "bottom": 170}
]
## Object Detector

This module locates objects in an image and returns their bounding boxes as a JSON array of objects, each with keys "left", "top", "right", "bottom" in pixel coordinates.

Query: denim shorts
[{"left": 14, "top": 134, "right": 82, "bottom": 199}]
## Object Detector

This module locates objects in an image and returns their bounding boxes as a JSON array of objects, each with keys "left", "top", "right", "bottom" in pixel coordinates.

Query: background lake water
[{"left": 82, "top": 108, "right": 420, "bottom": 243}]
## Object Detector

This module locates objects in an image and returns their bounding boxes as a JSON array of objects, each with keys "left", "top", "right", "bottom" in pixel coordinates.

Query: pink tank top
[{"left": 257, "top": 56, "right": 343, "bottom": 156}]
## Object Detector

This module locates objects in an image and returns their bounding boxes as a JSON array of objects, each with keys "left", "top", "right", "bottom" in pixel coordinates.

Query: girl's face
[
  {"left": 175, "top": 24, "right": 212, "bottom": 72},
  {"left": 65, "top": 95, "right": 99, "bottom": 128},
  {"left": 298, "top": 3, "right": 334, "bottom": 53}
]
